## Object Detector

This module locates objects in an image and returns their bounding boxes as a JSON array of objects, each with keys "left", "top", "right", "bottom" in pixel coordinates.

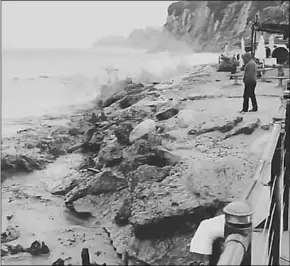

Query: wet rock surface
[
  {"left": 188, "top": 115, "right": 243, "bottom": 136},
  {"left": 1, "top": 226, "right": 21, "bottom": 243},
  {"left": 129, "top": 119, "right": 156, "bottom": 143},
  {"left": 65, "top": 170, "right": 128, "bottom": 205},
  {"left": 114, "top": 123, "right": 134, "bottom": 145},
  {"left": 2, "top": 68, "right": 282, "bottom": 265},
  {"left": 97, "top": 142, "right": 123, "bottom": 167},
  {"left": 156, "top": 107, "right": 179, "bottom": 121}
]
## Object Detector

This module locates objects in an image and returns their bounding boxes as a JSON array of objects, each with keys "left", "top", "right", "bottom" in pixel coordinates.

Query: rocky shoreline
[{"left": 1, "top": 64, "right": 282, "bottom": 265}]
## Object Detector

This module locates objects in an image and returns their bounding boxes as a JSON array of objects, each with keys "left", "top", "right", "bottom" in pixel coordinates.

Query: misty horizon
[{"left": 2, "top": 1, "right": 173, "bottom": 49}]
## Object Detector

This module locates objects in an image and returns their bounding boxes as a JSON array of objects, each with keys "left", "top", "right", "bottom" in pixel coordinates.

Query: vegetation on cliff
[{"left": 164, "top": 1, "right": 289, "bottom": 52}]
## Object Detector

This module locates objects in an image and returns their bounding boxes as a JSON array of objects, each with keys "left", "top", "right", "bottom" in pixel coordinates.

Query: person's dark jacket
[{"left": 243, "top": 59, "right": 257, "bottom": 83}]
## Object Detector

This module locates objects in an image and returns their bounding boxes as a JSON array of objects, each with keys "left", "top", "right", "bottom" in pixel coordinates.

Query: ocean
[{"left": 2, "top": 47, "right": 219, "bottom": 137}]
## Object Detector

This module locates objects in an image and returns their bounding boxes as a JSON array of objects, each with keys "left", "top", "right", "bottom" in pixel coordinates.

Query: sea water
[{"left": 2, "top": 47, "right": 219, "bottom": 136}]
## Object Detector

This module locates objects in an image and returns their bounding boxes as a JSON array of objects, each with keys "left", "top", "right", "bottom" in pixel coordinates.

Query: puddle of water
[{"left": 1, "top": 154, "right": 120, "bottom": 265}]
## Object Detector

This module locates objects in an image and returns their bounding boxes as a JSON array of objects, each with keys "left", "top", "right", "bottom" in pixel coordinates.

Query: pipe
[{"left": 217, "top": 234, "right": 250, "bottom": 266}]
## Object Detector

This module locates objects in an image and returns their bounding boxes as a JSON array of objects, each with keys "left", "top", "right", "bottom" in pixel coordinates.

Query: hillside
[{"left": 163, "top": 1, "right": 289, "bottom": 52}]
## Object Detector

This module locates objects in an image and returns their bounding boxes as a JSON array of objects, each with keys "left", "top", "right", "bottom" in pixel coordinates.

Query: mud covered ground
[{"left": 1, "top": 65, "right": 286, "bottom": 265}]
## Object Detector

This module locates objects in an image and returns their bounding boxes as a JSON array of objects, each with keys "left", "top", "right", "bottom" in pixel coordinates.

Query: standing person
[{"left": 240, "top": 53, "right": 258, "bottom": 113}]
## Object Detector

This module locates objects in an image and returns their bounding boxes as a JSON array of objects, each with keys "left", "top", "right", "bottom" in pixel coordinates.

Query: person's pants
[{"left": 242, "top": 80, "right": 258, "bottom": 111}]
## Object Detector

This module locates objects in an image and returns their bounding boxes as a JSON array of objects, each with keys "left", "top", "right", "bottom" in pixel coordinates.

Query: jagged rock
[
  {"left": 224, "top": 118, "right": 260, "bottom": 139},
  {"left": 48, "top": 147, "right": 67, "bottom": 157},
  {"left": 115, "top": 198, "right": 132, "bottom": 226},
  {"left": 114, "top": 123, "right": 134, "bottom": 145},
  {"left": 177, "top": 109, "right": 196, "bottom": 128},
  {"left": 120, "top": 139, "right": 175, "bottom": 175},
  {"left": 187, "top": 94, "right": 215, "bottom": 100},
  {"left": 120, "top": 140, "right": 156, "bottom": 174},
  {"left": 102, "top": 91, "right": 126, "bottom": 108},
  {"left": 129, "top": 119, "right": 156, "bottom": 143},
  {"left": 119, "top": 95, "right": 142, "bottom": 109},
  {"left": 153, "top": 146, "right": 181, "bottom": 166},
  {"left": 130, "top": 165, "right": 171, "bottom": 190},
  {"left": 65, "top": 170, "right": 128, "bottom": 204},
  {"left": 1, "top": 248, "right": 8, "bottom": 257},
  {"left": 82, "top": 131, "right": 104, "bottom": 153},
  {"left": 1, "top": 154, "right": 43, "bottom": 173},
  {"left": 156, "top": 107, "right": 179, "bottom": 121},
  {"left": 130, "top": 177, "right": 225, "bottom": 239},
  {"left": 6, "top": 244, "right": 24, "bottom": 255},
  {"left": 109, "top": 104, "right": 154, "bottom": 126},
  {"left": 83, "top": 127, "right": 98, "bottom": 143},
  {"left": 89, "top": 111, "right": 107, "bottom": 124},
  {"left": 51, "top": 171, "right": 88, "bottom": 196},
  {"left": 26, "top": 241, "right": 49, "bottom": 255},
  {"left": 119, "top": 155, "right": 156, "bottom": 176},
  {"left": 123, "top": 139, "right": 155, "bottom": 159},
  {"left": 188, "top": 116, "right": 243, "bottom": 135},
  {"left": 97, "top": 142, "right": 123, "bottom": 167},
  {"left": 124, "top": 83, "right": 144, "bottom": 94},
  {"left": 1, "top": 226, "right": 20, "bottom": 243},
  {"left": 52, "top": 258, "right": 65, "bottom": 265}
]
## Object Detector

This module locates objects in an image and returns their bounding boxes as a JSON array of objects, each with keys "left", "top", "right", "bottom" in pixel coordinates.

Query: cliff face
[{"left": 164, "top": 1, "right": 289, "bottom": 52}]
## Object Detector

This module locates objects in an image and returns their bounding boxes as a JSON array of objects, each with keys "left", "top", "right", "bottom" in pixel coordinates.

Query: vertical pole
[
  {"left": 268, "top": 125, "right": 282, "bottom": 265},
  {"left": 251, "top": 23, "right": 255, "bottom": 57},
  {"left": 122, "top": 250, "right": 129, "bottom": 266},
  {"left": 283, "top": 86, "right": 290, "bottom": 231},
  {"left": 253, "top": 30, "right": 257, "bottom": 59}
]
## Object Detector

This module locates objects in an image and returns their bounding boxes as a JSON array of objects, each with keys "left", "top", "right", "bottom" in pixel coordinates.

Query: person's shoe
[
  {"left": 239, "top": 110, "right": 247, "bottom": 113},
  {"left": 249, "top": 109, "right": 258, "bottom": 112}
]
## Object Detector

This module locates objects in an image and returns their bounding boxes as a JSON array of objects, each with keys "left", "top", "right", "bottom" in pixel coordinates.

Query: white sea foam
[{"left": 2, "top": 47, "right": 219, "bottom": 135}]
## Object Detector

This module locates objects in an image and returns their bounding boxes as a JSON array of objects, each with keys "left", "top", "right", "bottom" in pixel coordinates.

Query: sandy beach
[{"left": 1, "top": 63, "right": 288, "bottom": 265}]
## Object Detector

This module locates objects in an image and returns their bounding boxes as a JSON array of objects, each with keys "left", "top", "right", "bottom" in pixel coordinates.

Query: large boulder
[
  {"left": 102, "top": 91, "right": 126, "bottom": 108},
  {"left": 124, "top": 83, "right": 145, "bottom": 94},
  {"left": 224, "top": 118, "right": 260, "bottom": 139},
  {"left": 114, "top": 198, "right": 132, "bottom": 226},
  {"left": 97, "top": 141, "right": 123, "bottom": 167},
  {"left": 152, "top": 146, "right": 181, "bottom": 166},
  {"left": 129, "top": 119, "right": 156, "bottom": 143},
  {"left": 88, "top": 111, "right": 107, "bottom": 124},
  {"left": 82, "top": 130, "right": 104, "bottom": 153},
  {"left": 51, "top": 170, "right": 89, "bottom": 196},
  {"left": 1, "top": 226, "right": 21, "bottom": 243},
  {"left": 1, "top": 154, "right": 44, "bottom": 174},
  {"left": 119, "top": 95, "right": 142, "bottom": 109},
  {"left": 188, "top": 115, "right": 243, "bottom": 136},
  {"left": 177, "top": 110, "right": 195, "bottom": 128},
  {"left": 114, "top": 123, "right": 134, "bottom": 145},
  {"left": 120, "top": 138, "right": 163, "bottom": 175},
  {"left": 129, "top": 174, "right": 225, "bottom": 239},
  {"left": 65, "top": 170, "right": 128, "bottom": 205},
  {"left": 156, "top": 108, "right": 179, "bottom": 121},
  {"left": 130, "top": 164, "right": 171, "bottom": 190}
]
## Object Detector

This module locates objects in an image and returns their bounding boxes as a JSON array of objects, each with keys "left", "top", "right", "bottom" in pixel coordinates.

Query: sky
[{"left": 2, "top": 1, "right": 173, "bottom": 49}]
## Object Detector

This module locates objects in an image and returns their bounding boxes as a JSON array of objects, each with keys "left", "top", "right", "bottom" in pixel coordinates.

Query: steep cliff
[{"left": 164, "top": 1, "right": 289, "bottom": 52}]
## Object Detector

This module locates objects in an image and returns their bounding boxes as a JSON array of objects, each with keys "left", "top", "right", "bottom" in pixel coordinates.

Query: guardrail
[{"left": 217, "top": 82, "right": 290, "bottom": 266}]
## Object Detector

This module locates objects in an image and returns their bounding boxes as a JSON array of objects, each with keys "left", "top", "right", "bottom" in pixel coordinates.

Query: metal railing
[{"left": 217, "top": 83, "right": 290, "bottom": 266}]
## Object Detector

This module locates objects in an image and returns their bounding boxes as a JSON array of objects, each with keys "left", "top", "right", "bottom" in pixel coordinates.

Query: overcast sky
[{"left": 2, "top": 1, "right": 172, "bottom": 49}]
